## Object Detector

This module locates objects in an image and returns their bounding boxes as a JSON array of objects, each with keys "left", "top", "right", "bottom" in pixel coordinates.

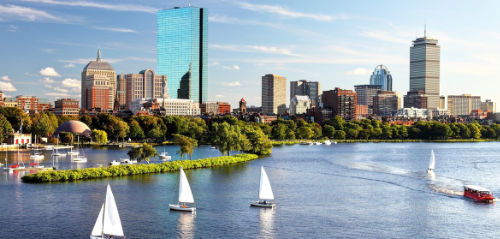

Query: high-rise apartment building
[
  {"left": 81, "top": 50, "right": 116, "bottom": 111},
  {"left": 369, "top": 65, "right": 393, "bottom": 91},
  {"left": 118, "top": 69, "right": 168, "bottom": 111},
  {"left": 290, "top": 80, "right": 320, "bottom": 106},
  {"left": 373, "top": 91, "right": 401, "bottom": 116},
  {"left": 481, "top": 99, "right": 496, "bottom": 113},
  {"left": 409, "top": 34, "right": 440, "bottom": 109},
  {"left": 262, "top": 74, "right": 287, "bottom": 115},
  {"left": 447, "top": 94, "right": 481, "bottom": 116},
  {"left": 354, "top": 85, "right": 381, "bottom": 114},
  {"left": 404, "top": 90, "right": 428, "bottom": 109},
  {"left": 157, "top": 7, "right": 207, "bottom": 104},
  {"left": 322, "top": 88, "right": 357, "bottom": 120},
  {"left": 16, "top": 96, "right": 38, "bottom": 114}
]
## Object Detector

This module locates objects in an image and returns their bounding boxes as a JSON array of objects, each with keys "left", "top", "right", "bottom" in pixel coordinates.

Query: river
[{"left": 1, "top": 142, "right": 500, "bottom": 238}]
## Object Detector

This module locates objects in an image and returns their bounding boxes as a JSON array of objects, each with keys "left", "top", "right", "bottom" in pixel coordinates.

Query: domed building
[
  {"left": 81, "top": 49, "right": 116, "bottom": 112},
  {"left": 54, "top": 120, "right": 92, "bottom": 138},
  {"left": 369, "top": 65, "right": 393, "bottom": 91}
]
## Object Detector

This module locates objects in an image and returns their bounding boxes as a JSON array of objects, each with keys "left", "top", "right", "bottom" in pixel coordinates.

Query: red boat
[
  {"left": 464, "top": 185, "right": 495, "bottom": 203},
  {"left": 9, "top": 164, "right": 20, "bottom": 169}
]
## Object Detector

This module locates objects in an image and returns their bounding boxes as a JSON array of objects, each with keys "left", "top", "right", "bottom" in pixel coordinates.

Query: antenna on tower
[{"left": 424, "top": 24, "right": 427, "bottom": 38}]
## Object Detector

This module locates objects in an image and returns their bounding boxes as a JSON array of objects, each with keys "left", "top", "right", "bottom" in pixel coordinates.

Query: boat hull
[
  {"left": 169, "top": 204, "right": 196, "bottom": 212},
  {"left": 464, "top": 192, "right": 495, "bottom": 203},
  {"left": 250, "top": 201, "right": 275, "bottom": 208},
  {"left": 159, "top": 156, "right": 172, "bottom": 161}
]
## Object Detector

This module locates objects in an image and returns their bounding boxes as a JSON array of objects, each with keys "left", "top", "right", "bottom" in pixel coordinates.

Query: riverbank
[
  {"left": 21, "top": 153, "right": 259, "bottom": 183},
  {"left": 271, "top": 138, "right": 499, "bottom": 146}
]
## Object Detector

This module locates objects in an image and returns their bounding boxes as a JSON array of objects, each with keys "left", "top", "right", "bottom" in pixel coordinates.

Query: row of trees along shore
[{"left": 0, "top": 107, "right": 499, "bottom": 152}]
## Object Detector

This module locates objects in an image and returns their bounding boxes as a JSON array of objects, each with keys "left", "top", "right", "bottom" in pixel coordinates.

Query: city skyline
[{"left": 1, "top": 0, "right": 500, "bottom": 108}]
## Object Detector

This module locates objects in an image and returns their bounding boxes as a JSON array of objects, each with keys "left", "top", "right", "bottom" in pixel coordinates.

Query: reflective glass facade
[
  {"left": 157, "top": 7, "right": 207, "bottom": 104},
  {"left": 369, "top": 65, "right": 393, "bottom": 91}
]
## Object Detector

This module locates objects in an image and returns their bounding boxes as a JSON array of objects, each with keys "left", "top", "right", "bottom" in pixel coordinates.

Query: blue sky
[{"left": 1, "top": 0, "right": 499, "bottom": 109}]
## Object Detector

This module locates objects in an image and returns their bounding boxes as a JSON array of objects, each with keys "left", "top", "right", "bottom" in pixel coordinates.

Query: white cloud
[
  {"left": 61, "top": 78, "right": 80, "bottom": 89},
  {"left": 45, "top": 92, "right": 70, "bottom": 97},
  {"left": 210, "top": 44, "right": 300, "bottom": 56},
  {"left": 93, "top": 26, "right": 137, "bottom": 33},
  {"left": 40, "top": 67, "right": 60, "bottom": 77},
  {"left": 346, "top": 67, "right": 373, "bottom": 76},
  {"left": 221, "top": 81, "right": 241, "bottom": 87},
  {"left": 209, "top": 61, "right": 220, "bottom": 67},
  {"left": 41, "top": 77, "right": 55, "bottom": 83},
  {"left": 233, "top": 65, "right": 240, "bottom": 70},
  {"left": 64, "top": 63, "right": 75, "bottom": 68},
  {"left": 53, "top": 87, "right": 68, "bottom": 93},
  {"left": 215, "top": 94, "right": 225, "bottom": 99},
  {"left": 21, "top": 0, "right": 158, "bottom": 13},
  {"left": 41, "top": 48, "right": 55, "bottom": 53},
  {"left": 1, "top": 76, "right": 11, "bottom": 81},
  {"left": 236, "top": 2, "right": 346, "bottom": 22},
  {"left": 9, "top": 25, "right": 18, "bottom": 32},
  {"left": 222, "top": 65, "right": 241, "bottom": 70},
  {"left": 0, "top": 4, "right": 66, "bottom": 22},
  {"left": 0, "top": 82, "right": 17, "bottom": 91}
]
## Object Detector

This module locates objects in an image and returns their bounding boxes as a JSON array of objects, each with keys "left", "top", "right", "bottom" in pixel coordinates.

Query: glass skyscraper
[
  {"left": 369, "top": 65, "right": 393, "bottom": 91},
  {"left": 157, "top": 7, "right": 208, "bottom": 104}
]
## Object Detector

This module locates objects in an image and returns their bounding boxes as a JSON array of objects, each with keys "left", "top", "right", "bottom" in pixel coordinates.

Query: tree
[
  {"left": 242, "top": 125, "right": 272, "bottom": 156},
  {"left": 334, "top": 130, "right": 346, "bottom": 139},
  {"left": 211, "top": 122, "right": 247, "bottom": 156},
  {"left": 323, "top": 125, "right": 335, "bottom": 139},
  {"left": 468, "top": 123, "right": 481, "bottom": 139},
  {"left": 296, "top": 126, "right": 314, "bottom": 139},
  {"left": 32, "top": 113, "right": 55, "bottom": 137},
  {"left": 174, "top": 134, "right": 198, "bottom": 160},
  {"left": 271, "top": 123, "right": 287, "bottom": 139},
  {"left": 128, "top": 120, "right": 145, "bottom": 140},
  {"left": 92, "top": 129, "right": 108, "bottom": 144},
  {"left": 0, "top": 114, "right": 12, "bottom": 142},
  {"left": 127, "top": 143, "right": 158, "bottom": 163}
]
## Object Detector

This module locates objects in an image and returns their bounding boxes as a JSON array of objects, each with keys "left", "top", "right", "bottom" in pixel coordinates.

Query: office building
[
  {"left": 54, "top": 98, "right": 80, "bottom": 116},
  {"left": 481, "top": 99, "right": 496, "bottom": 113},
  {"left": 129, "top": 98, "right": 200, "bottom": 116},
  {"left": 322, "top": 88, "right": 357, "bottom": 120},
  {"left": 373, "top": 91, "right": 401, "bottom": 116},
  {"left": 118, "top": 69, "right": 167, "bottom": 111},
  {"left": 404, "top": 90, "right": 427, "bottom": 109},
  {"left": 157, "top": 7, "right": 207, "bottom": 104},
  {"left": 290, "top": 80, "right": 320, "bottom": 106},
  {"left": 447, "top": 94, "right": 481, "bottom": 116},
  {"left": 201, "top": 101, "right": 218, "bottom": 115},
  {"left": 354, "top": 84, "right": 381, "bottom": 114},
  {"left": 409, "top": 33, "right": 440, "bottom": 109},
  {"left": 217, "top": 102, "right": 231, "bottom": 115},
  {"left": 369, "top": 65, "right": 393, "bottom": 91},
  {"left": 16, "top": 96, "right": 38, "bottom": 114},
  {"left": 262, "top": 74, "right": 287, "bottom": 115},
  {"left": 440, "top": 96, "right": 446, "bottom": 109},
  {"left": 290, "top": 95, "right": 311, "bottom": 115},
  {"left": 81, "top": 50, "right": 116, "bottom": 111}
]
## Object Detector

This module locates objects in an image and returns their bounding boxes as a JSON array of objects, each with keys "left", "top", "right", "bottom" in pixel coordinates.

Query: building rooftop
[{"left": 83, "top": 49, "right": 115, "bottom": 72}]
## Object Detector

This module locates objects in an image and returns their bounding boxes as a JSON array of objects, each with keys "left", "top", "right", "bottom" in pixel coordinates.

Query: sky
[{"left": 1, "top": 0, "right": 500, "bottom": 110}]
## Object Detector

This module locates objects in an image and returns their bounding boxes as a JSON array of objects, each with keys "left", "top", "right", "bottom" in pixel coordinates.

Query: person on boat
[
  {"left": 182, "top": 204, "right": 187, "bottom": 208},
  {"left": 263, "top": 200, "right": 267, "bottom": 204}
]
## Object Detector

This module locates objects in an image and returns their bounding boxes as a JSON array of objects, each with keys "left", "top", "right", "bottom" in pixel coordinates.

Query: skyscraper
[
  {"left": 157, "top": 7, "right": 207, "bottom": 104},
  {"left": 354, "top": 84, "right": 381, "bottom": 114},
  {"left": 409, "top": 33, "right": 440, "bottom": 109},
  {"left": 119, "top": 69, "right": 168, "bottom": 111},
  {"left": 369, "top": 65, "right": 393, "bottom": 91},
  {"left": 81, "top": 50, "right": 116, "bottom": 111},
  {"left": 262, "top": 74, "right": 287, "bottom": 115},
  {"left": 290, "top": 80, "right": 320, "bottom": 106}
]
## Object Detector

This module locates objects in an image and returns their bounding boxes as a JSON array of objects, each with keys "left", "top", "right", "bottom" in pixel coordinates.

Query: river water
[{"left": 1, "top": 142, "right": 500, "bottom": 238}]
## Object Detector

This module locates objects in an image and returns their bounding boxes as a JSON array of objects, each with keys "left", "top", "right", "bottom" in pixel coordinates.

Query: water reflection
[
  {"left": 175, "top": 212, "right": 195, "bottom": 239},
  {"left": 259, "top": 208, "right": 275, "bottom": 238}
]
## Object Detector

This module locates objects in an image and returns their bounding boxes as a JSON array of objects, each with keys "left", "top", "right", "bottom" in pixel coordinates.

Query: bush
[{"left": 22, "top": 153, "right": 259, "bottom": 183}]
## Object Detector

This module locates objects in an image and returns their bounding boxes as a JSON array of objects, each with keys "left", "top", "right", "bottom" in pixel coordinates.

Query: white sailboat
[
  {"left": 90, "top": 184, "right": 125, "bottom": 239},
  {"left": 169, "top": 167, "right": 196, "bottom": 212},
  {"left": 68, "top": 135, "right": 79, "bottom": 156},
  {"left": 52, "top": 136, "right": 65, "bottom": 157},
  {"left": 30, "top": 135, "right": 45, "bottom": 161},
  {"left": 72, "top": 136, "right": 87, "bottom": 163},
  {"left": 251, "top": 166, "right": 275, "bottom": 208},
  {"left": 159, "top": 147, "right": 171, "bottom": 161},
  {"left": 427, "top": 149, "right": 436, "bottom": 174}
]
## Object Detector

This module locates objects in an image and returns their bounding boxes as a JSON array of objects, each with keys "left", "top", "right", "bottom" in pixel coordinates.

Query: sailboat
[
  {"left": 52, "top": 136, "right": 65, "bottom": 157},
  {"left": 251, "top": 166, "right": 275, "bottom": 208},
  {"left": 427, "top": 149, "right": 436, "bottom": 174},
  {"left": 72, "top": 136, "right": 87, "bottom": 163},
  {"left": 30, "top": 135, "right": 45, "bottom": 161},
  {"left": 90, "top": 184, "right": 125, "bottom": 239},
  {"left": 68, "top": 135, "right": 79, "bottom": 156},
  {"left": 169, "top": 167, "right": 196, "bottom": 212},
  {"left": 159, "top": 147, "right": 171, "bottom": 161}
]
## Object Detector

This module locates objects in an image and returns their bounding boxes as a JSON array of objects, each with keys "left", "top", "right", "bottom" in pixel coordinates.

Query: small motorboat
[
  {"left": 251, "top": 166, "right": 276, "bottom": 208},
  {"left": 120, "top": 158, "right": 137, "bottom": 165},
  {"left": 109, "top": 160, "right": 121, "bottom": 166},
  {"left": 30, "top": 149, "right": 45, "bottom": 161},
  {"left": 313, "top": 142, "right": 322, "bottom": 145},
  {"left": 464, "top": 185, "right": 495, "bottom": 203},
  {"left": 90, "top": 184, "right": 125, "bottom": 239},
  {"left": 169, "top": 167, "right": 196, "bottom": 212},
  {"left": 210, "top": 146, "right": 216, "bottom": 149},
  {"left": 324, "top": 140, "right": 332, "bottom": 145}
]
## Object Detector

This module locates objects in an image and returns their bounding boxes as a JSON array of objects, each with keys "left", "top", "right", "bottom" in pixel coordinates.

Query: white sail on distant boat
[
  {"left": 427, "top": 149, "right": 436, "bottom": 174},
  {"left": 169, "top": 167, "right": 196, "bottom": 212},
  {"left": 251, "top": 166, "right": 275, "bottom": 208},
  {"left": 90, "top": 184, "right": 124, "bottom": 239},
  {"left": 72, "top": 136, "right": 87, "bottom": 163},
  {"left": 159, "top": 147, "right": 171, "bottom": 161}
]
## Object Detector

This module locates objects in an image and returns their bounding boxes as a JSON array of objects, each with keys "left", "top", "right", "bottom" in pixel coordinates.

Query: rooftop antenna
[{"left": 424, "top": 24, "right": 427, "bottom": 38}]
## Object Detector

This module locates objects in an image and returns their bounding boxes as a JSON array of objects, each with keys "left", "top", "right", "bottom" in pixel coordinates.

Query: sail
[
  {"left": 259, "top": 166, "right": 274, "bottom": 200},
  {"left": 428, "top": 150, "right": 436, "bottom": 171},
  {"left": 178, "top": 168, "right": 195, "bottom": 203},
  {"left": 90, "top": 205, "right": 104, "bottom": 236},
  {"left": 102, "top": 184, "right": 124, "bottom": 236}
]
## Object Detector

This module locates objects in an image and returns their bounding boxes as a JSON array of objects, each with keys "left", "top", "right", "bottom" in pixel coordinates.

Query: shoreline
[{"left": 271, "top": 139, "right": 499, "bottom": 146}]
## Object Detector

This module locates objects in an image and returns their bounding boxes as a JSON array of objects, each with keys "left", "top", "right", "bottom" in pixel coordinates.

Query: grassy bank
[
  {"left": 272, "top": 138, "right": 498, "bottom": 146},
  {"left": 22, "top": 153, "right": 259, "bottom": 183}
]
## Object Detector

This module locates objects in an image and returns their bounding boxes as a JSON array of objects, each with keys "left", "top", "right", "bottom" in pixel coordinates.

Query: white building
[
  {"left": 129, "top": 98, "right": 200, "bottom": 116},
  {"left": 396, "top": 107, "right": 431, "bottom": 119},
  {"left": 290, "top": 95, "right": 311, "bottom": 115}
]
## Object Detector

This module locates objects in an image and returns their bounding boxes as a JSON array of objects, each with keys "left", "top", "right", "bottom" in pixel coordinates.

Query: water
[{"left": 1, "top": 142, "right": 500, "bottom": 238}]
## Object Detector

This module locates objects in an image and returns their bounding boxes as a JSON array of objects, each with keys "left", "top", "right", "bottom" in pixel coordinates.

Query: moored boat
[
  {"left": 159, "top": 148, "right": 172, "bottom": 161},
  {"left": 169, "top": 167, "right": 196, "bottom": 212},
  {"left": 324, "top": 140, "right": 332, "bottom": 145},
  {"left": 464, "top": 185, "right": 494, "bottom": 203},
  {"left": 120, "top": 158, "right": 137, "bottom": 165},
  {"left": 251, "top": 166, "right": 276, "bottom": 208},
  {"left": 109, "top": 160, "right": 120, "bottom": 166}
]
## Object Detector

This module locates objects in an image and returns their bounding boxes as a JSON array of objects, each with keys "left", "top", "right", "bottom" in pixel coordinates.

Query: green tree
[
  {"left": 128, "top": 120, "right": 145, "bottom": 140},
  {"left": 271, "top": 123, "right": 287, "bottom": 139},
  {"left": 334, "top": 130, "right": 346, "bottom": 139},
  {"left": 468, "top": 123, "right": 481, "bottom": 139},
  {"left": 296, "top": 126, "right": 314, "bottom": 139},
  {"left": 32, "top": 113, "right": 55, "bottom": 137},
  {"left": 323, "top": 125, "right": 335, "bottom": 139},
  {"left": 92, "top": 129, "right": 108, "bottom": 144},
  {"left": 211, "top": 122, "right": 246, "bottom": 156},
  {"left": 0, "top": 114, "right": 13, "bottom": 142},
  {"left": 242, "top": 126, "right": 272, "bottom": 155},
  {"left": 127, "top": 143, "right": 158, "bottom": 163},
  {"left": 174, "top": 134, "right": 198, "bottom": 160}
]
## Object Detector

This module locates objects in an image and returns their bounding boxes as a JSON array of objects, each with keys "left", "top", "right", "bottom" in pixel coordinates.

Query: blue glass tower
[
  {"left": 369, "top": 65, "right": 393, "bottom": 91},
  {"left": 157, "top": 7, "right": 208, "bottom": 104}
]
